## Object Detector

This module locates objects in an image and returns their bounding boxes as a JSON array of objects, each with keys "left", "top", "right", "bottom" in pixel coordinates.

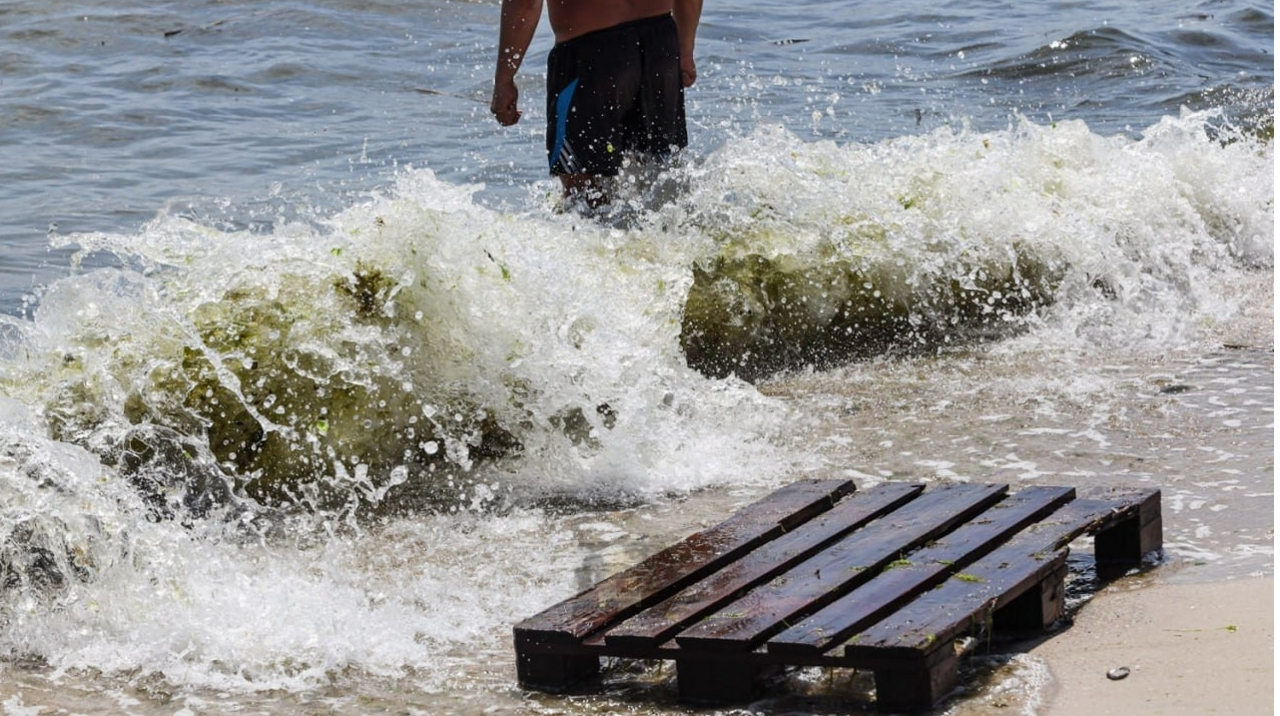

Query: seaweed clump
[
  {"left": 38, "top": 260, "right": 523, "bottom": 515},
  {"left": 680, "top": 250, "right": 1059, "bottom": 382}
]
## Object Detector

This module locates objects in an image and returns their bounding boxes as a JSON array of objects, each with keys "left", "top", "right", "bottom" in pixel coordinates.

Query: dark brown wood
[
  {"left": 512, "top": 481, "right": 1163, "bottom": 709},
  {"left": 844, "top": 548, "right": 1071, "bottom": 662},
  {"left": 675, "top": 658, "right": 781, "bottom": 705},
  {"left": 673, "top": 483, "right": 1008, "bottom": 651},
  {"left": 602, "top": 482, "right": 924, "bottom": 649},
  {"left": 871, "top": 646, "right": 960, "bottom": 713},
  {"left": 767, "top": 485, "right": 1076, "bottom": 655},
  {"left": 515, "top": 479, "right": 853, "bottom": 645},
  {"left": 993, "top": 561, "right": 1068, "bottom": 634},
  {"left": 1025, "top": 486, "right": 1163, "bottom": 562},
  {"left": 514, "top": 650, "right": 600, "bottom": 693},
  {"left": 513, "top": 478, "right": 853, "bottom": 689},
  {"left": 1094, "top": 488, "right": 1163, "bottom": 574},
  {"left": 841, "top": 488, "right": 1161, "bottom": 662}
]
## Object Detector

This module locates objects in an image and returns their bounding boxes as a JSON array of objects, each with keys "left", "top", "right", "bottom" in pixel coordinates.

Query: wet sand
[{"left": 1035, "top": 576, "right": 1274, "bottom": 716}]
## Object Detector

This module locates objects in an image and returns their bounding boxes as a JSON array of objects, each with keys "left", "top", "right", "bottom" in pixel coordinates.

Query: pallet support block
[
  {"left": 993, "top": 561, "right": 1068, "bottom": 634},
  {"left": 872, "top": 647, "right": 960, "bottom": 713},
  {"left": 675, "top": 658, "right": 777, "bottom": 704},
  {"left": 515, "top": 649, "right": 600, "bottom": 691},
  {"left": 1095, "top": 490, "right": 1163, "bottom": 570}
]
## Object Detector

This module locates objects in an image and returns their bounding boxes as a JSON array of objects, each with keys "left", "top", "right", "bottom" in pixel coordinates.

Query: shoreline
[{"left": 1031, "top": 575, "right": 1274, "bottom": 716}]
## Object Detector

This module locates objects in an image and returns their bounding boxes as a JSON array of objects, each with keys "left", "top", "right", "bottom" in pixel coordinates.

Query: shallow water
[{"left": 0, "top": 0, "right": 1273, "bottom": 714}]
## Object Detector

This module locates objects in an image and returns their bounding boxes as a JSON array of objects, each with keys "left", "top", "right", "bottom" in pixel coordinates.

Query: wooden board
[
  {"left": 602, "top": 482, "right": 924, "bottom": 649},
  {"left": 672, "top": 482, "right": 1007, "bottom": 652},
  {"left": 512, "top": 480, "right": 1162, "bottom": 711},
  {"left": 766, "top": 484, "right": 1076, "bottom": 655},
  {"left": 515, "top": 478, "right": 853, "bottom": 646},
  {"left": 512, "top": 478, "right": 854, "bottom": 689}
]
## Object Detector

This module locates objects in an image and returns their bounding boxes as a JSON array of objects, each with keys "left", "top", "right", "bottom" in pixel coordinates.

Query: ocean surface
[{"left": 0, "top": 0, "right": 1272, "bottom": 714}]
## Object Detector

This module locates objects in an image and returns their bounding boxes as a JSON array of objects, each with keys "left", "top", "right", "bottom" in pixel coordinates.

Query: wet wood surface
[
  {"left": 767, "top": 485, "right": 1076, "bottom": 655},
  {"left": 514, "top": 478, "right": 854, "bottom": 645},
  {"left": 843, "top": 486, "right": 1162, "bottom": 660},
  {"left": 673, "top": 483, "right": 1008, "bottom": 651},
  {"left": 603, "top": 482, "right": 924, "bottom": 648},
  {"left": 514, "top": 480, "right": 1162, "bottom": 711}
]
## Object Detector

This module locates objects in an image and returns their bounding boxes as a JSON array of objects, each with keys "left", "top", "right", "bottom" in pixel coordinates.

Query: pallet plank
[
  {"left": 602, "top": 482, "right": 924, "bottom": 648},
  {"left": 848, "top": 549, "right": 1072, "bottom": 712},
  {"left": 514, "top": 478, "right": 854, "bottom": 647},
  {"left": 673, "top": 483, "right": 1009, "bottom": 651},
  {"left": 843, "top": 486, "right": 1161, "bottom": 661},
  {"left": 767, "top": 485, "right": 1076, "bottom": 656}
]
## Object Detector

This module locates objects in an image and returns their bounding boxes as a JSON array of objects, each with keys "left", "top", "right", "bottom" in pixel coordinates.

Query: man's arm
[
  {"left": 672, "top": 0, "right": 703, "bottom": 87},
  {"left": 491, "top": 0, "right": 543, "bottom": 126}
]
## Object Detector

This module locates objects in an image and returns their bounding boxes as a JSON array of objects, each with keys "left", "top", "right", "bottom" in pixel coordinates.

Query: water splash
[{"left": 673, "top": 111, "right": 1271, "bottom": 376}]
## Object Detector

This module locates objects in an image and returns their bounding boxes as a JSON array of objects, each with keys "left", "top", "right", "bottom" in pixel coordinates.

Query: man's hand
[
  {"left": 674, "top": 0, "right": 702, "bottom": 88},
  {"left": 492, "top": 0, "right": 539, "bottom": 126},
  {"left": 680, "top": 56, "right": 697, "bottom": 88},
  {"left": 491, "top": 78, "right": 522, "bottom": 126}
]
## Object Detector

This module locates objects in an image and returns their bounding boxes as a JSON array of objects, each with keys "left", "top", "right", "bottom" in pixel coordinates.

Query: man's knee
[{"left": 558, "top": 174, "right": 609, "bottom": 207}]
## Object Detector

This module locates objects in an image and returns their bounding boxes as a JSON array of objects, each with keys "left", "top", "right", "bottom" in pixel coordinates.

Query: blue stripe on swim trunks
[{"left": 550, "top": 78, "right": 580, "bottom": 172}]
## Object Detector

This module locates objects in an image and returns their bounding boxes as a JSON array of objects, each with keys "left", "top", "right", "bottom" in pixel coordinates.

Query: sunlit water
[{"left": 0, "top": 0, "right": 1272, "bottom": 714}]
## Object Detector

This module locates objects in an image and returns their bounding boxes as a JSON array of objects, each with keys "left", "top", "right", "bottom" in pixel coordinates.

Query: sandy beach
[{"left": 1034, "top": 576, "right": 1274, "bottom": 716}]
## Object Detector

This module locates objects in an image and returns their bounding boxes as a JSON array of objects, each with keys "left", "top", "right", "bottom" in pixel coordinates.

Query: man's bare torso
[{"left": 546, "top": 0, "right": 674, "bottom": 43}]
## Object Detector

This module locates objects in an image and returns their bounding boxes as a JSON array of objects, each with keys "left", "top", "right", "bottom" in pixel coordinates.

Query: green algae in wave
[
  {"left": 38, "top": 263, "right": 522, "bottom": 514},
  {"left": 680, "top": 248, "right": 1060, "bottom": 381}
]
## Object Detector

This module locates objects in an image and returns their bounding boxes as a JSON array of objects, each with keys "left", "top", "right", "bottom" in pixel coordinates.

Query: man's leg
[{"left": 559, "top": 174, "right": 609, "bottom": 207}]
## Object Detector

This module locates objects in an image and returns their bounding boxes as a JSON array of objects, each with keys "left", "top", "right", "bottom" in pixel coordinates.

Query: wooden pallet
[{"left": 513, "top": 479, "right": 1162, "bottom": 711}]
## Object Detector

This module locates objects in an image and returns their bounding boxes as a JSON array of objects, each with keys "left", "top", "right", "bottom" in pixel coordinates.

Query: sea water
[{"left": 0, "top": 0, "right": 1272, "bottom": 714}]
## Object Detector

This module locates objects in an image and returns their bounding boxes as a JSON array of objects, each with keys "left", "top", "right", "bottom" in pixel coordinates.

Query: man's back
[{"left": 546, "top": 0, "right": 675, "bottom": 42}]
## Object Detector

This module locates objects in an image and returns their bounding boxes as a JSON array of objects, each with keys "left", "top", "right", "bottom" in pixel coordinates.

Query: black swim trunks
[{"left": 545, "top": 13, "right": 687, "bottom": 177}]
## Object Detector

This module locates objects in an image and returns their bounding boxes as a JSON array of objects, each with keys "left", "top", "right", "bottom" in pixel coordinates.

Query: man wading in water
[{"left": 490, "top": 0, "right": 703, "bottom": 208}]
